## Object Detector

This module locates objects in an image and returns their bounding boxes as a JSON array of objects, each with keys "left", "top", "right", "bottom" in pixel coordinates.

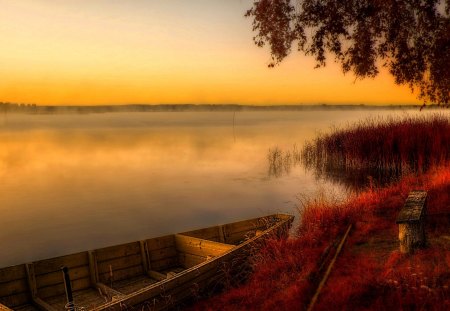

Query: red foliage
[
  {"left": 302, "top": 115, "right": 450, "bottom": 189},
  {"left": 190, "top": 167, "right": 450, "bottom": 310}
]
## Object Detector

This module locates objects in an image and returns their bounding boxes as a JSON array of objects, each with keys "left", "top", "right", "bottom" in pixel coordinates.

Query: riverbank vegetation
[
  {"left": 192, "top": 115, "right": 450, "bottom": 310},
  {"left": 303, "top": 114, "right": 450, "bottom": 189}
]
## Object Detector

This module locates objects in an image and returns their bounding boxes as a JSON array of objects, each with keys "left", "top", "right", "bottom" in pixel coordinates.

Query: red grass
[
  {"left": 190, "top": 167, "right": 450, "bottom": 310},
  {"left": 302, "top": 114, "right": 450, "bottom": 188}
]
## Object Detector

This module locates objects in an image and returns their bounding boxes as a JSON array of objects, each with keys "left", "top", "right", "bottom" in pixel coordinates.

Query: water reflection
[
  {"left": 267, "top": 145, "right": 302, "bottom": 178},
  {"left": 1, "top": 110, "right": 423, "bottom": 267},
  {"left": 1, "top": 111, "right": 347, "bottom": 267}
]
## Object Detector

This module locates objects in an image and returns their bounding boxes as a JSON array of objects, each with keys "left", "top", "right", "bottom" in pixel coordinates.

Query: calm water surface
[{"left": 0, "top": 109, "right": 426, "bottom": 267}]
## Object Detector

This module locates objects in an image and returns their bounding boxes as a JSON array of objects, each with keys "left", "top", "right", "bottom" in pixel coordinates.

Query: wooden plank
[
  {"left": 33, "top": 252, "right": 88, "bottom": 276},
  {"left": 97, "top": 254, "right": 142, "bottom": 274},
  {"left": 91, "top": 251, "right": 225, "bottom": 310},
  {"left": 44, "top": 288, "right": 107, "bottom": 310},
  {"left": 0, "top": 302, "right": 13, "bottom": 310},
  {"left": 225, "top": 231, "right": 257, "bottom": 245},
  {"left": 148, "top": 257, "right": 178, "bottom": 271},
  {"left": 175, "top": 234, "right": 233, "bottom": 258},
  {"left": 35, "top": 266, "right": 89, "bottom": 289},
  {"left": 218, "top": 225, "right": 226, "bottom": 243},
  {"left": 179, "top": 226, "right": 220, "bottom": 241},
  {"left": 0, "top": 265, "right": 27, "bottom": 284},
  {"left": 149, "top": 247, "right": 178, "bottom": 262},
  {"left": 14, "top": 304, "right": 38, "bottom": 311},
  {"left": 25, "top": 264, "right": 37, "bottom": 299},
  {"left": 178, "top": 253, "right": 206, "bottom": 269},
  {"left": 98, "top": 265, "right": 144, "bottom": 284},
  {"left": 90, "top": 214, "right": 295, "bottom": 311},
  {"left": 112, "top": 275, "right": 157, "bottom": 296},
  {"left": 139, "top": 241, "right": 150, "bottom": 273},
  {"left": 0, "top": 292, "right": 30, "bottom": 308},
  {"left": 32, "top": 297, "right": 58, "bottom": 311},
  {"left": 88, "top": 251, "right": 99, "bottom": 286},
  {"left": 147, "top": 271, "right": 166, "bottom": 282},
  {"left": 224, "top": 217, "right": 269, "bottom": 236},
  {"left": 96, "top": 242, "right": 140, "bottom": 262},
  {"left": 397, "top": 191, "right": 427, "bottom": 223},
  {"left": 0, "top": 279, "right": 29, "bottom": 297},
  {"left": 307, "top": 224, "right": 352, "bottom": 311},
  {"left": 95, "top": 283, "right": 124, "bottom": 298},
  {"left": 38, "top": 277, "right": 91, "bottom": 299},
  {"left": 145, "top": 235, "right": 175, "bottom": 252}
]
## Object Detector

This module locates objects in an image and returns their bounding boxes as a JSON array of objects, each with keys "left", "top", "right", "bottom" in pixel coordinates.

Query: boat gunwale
[
  {"left": 0, "top": 213, "right": 294, "bottom": 310},
  {"left": 91, "top": 213, "right": 294, "bottom": 310}
]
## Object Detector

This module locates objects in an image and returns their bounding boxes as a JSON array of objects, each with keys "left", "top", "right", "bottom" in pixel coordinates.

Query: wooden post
[
  {"left": 61, "top": 266, "right": 74, "bottom": 311},
  {"left": 396, "top": 191, "right": 427, "bottom": 253}
]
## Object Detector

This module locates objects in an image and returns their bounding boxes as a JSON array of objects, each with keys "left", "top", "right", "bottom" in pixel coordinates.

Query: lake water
[{"left": 0, "top": 109, "right": 427, "bottom": 267}]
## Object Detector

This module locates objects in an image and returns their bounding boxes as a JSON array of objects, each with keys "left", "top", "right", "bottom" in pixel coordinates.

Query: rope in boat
[{"left": 306, "top": 224, "right": 353, "bottom": 311}]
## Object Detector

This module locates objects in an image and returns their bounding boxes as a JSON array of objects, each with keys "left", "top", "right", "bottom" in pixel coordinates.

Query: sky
[{"left": 0, "top": 0, "right": 420, "bottom": 106}]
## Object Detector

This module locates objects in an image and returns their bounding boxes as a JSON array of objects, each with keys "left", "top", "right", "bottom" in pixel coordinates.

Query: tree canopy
[{"left": 245, "top": 0, "right": 450, "bottom": 104}]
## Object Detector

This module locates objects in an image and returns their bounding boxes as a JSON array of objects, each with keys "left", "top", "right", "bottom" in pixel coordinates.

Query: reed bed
[
  {"left": 268, "top": 144, "right": 302, "bottom": 177},
  {"left": 302, "top": 114, "right": 450, "bottom": 187}
]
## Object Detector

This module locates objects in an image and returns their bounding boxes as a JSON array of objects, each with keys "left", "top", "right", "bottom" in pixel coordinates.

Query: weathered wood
[
  {"left": 178, "top": 253, "right": 206, "bottom": 269},
  {"left": 0, "top": 302, "right": 13, "bottom": 310},
  {"left": 33, "top": 253, "right": 88, "bottom": 276},
  {"left": 38, "top": 277, "right": 91, "bottom": 299},
  {"left": 110, "top": 276, "right": 157, "bottom": 296},
  {"left": 32, "top": 297, "right": 58, "bottom": 311},
  {"left": 397, "top": 191, "right": 427, "bottom": 223},
  {"left": 88, "top": 251, "right": 99, "bottom": 286},
  {"left": 397, "top": 191, "right": 427, "bottom": 253},
  {"left": 145, "top": 235, "right": 175, "bottom": 252},
  {"left": 0, "top": 265, "right": 27, "bottom": 284},
  {"left": 0, "top": 214, "right": 293, "bottom": 311},
  {"left": 35, "top": 266, "right": 89, "bottom": 289},
  {"left": 95, "top": 242, "right": 140, "bottom": 262},
  {"left": 44, "top": 288, "right": 107, "bottom": 310},
  {"left": 179, "top": 227, "right": 220, "bottom": 242},
  {"left": 0, "top": 292, "right": 30, "bottom": 308},
  {"left": 88, "top": 213, "right": 295, "bottom": 311},
  {"left": 95, "top": 283, "right": 124, "bottom": 299},
  {"left": 97, "top": 254, "right": 142, "bottom": 274},
  {"left": 147, "top": 271, "right": 166, "bottom": 282},
  {"left": 25, "top": 264, "right": 37, "bottom": 299},
  {"left": 0, "top": 279, "right": 29, "bottom": 298},
  {"left": 147, "top": 257, "right": 178, "bottom": 271},
  {"left": 149, "top": 247, "right": 178, "bottom": 262},
  {"left": 174, "top": 234, "right": 233, "bottom": 258},
  {"left": 307, "top": 224, "right": 352, "bottom": 311},
  {"left": 139, "top": 241, "right": 150, "bottom": 273},
  {"left": 225, "top": 231, "right": 258, "bottom": 245},
  {"left": 218, "top": 225, "right": 226, "bottom": 243},
  {"left": 13, "top": 303, "right": 37, "bottom": 311},
  {"left": 98, "top": 265, "right": 144, "bottom": 284}
]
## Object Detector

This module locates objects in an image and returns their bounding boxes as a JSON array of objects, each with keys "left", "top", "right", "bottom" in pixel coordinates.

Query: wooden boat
[{"left": 0, "top": 214, "right": 293, "bottom": 310}]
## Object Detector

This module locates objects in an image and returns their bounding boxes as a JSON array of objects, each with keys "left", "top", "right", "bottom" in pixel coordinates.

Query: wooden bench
[{"left": 396, "top": 191, "right": 427, "bottom": 253}]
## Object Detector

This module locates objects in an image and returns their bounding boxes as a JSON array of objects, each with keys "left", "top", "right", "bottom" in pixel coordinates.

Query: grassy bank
[
  {"left": 191, "top": 167, "right": 450, "bottom": 310},
  {"left": 191, "top": 115, "right": 450, "bottom": 310}
]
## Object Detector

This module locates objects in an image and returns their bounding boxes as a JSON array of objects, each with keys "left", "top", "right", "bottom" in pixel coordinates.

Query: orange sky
[{"left": 0, "top": 0, "right": 420, "bottom": 106}]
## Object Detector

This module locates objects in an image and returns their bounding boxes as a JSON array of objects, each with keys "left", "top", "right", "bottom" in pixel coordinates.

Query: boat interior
[{"left": 0, "top": 214, "right": 291, "bottom": 310}]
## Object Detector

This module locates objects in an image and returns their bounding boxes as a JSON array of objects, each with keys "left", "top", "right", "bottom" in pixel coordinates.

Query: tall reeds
[
  {"left": 302, "top": 114, "right": 450, "bottom": 188},
  {"left": 268, "top": 144, "right": 302, "bottom": 177}
]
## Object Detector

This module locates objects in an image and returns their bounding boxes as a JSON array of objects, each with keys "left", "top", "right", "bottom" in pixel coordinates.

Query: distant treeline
[{"left": 0, "top": 102, "right": 429, "bottom": 114}]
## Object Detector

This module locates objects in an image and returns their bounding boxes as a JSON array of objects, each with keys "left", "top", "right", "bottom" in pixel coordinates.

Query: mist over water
[{"left": 0, "top": 109, "right": 433, "bottom": 267}]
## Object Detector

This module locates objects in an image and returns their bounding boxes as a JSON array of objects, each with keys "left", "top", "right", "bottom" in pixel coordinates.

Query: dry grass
[
  {"left": 302, "top": 114, "right": 450, "bottom": 188},
  {"left": 190, "top": 167, "right": 450, "bottom": 310}
]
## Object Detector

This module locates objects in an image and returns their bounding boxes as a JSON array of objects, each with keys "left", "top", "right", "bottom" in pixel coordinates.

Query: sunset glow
[{"left": 0, "top": 0, "right": 420, "bottom": 105}]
